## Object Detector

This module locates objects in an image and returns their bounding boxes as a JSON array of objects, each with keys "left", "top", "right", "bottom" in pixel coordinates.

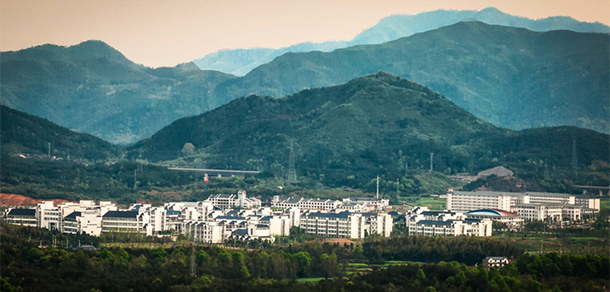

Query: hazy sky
[{"left": 2, "top": 0, "right": 609, "bottom": 68}]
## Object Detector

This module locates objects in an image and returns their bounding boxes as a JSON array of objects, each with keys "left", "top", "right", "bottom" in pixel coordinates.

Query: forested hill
[
  {"left": 0, "top": 105, "right": 121, "bottom": 161},
  {"left": 0, "top": 40, "right": 236, "bottom": 144},
  {"left": 212, "top": 21, "right": 610, "bottom": 134},
  {"left": 130, "top": 73, "right": 609, "bottom": 187}
]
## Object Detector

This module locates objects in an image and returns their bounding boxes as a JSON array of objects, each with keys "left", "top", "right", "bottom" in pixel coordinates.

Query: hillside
[
  {"left": 0, "top": 105, "right": 120, "bottom": 161},
  {"left": 212, "top": 21, "right": 610, "bottom": 133},
  {"left": 193, "top": 7, "right": 610, "bottom": 76},
  {"left": 0, "top": 40, "right": 236, "bottom": 144},
  {"left": 130, "top": 73, "right": 609, "bottom": 189}
]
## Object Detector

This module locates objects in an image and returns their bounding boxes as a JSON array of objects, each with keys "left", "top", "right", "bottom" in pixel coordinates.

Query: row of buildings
[
  {"left": 5, "top": 191, "right": 393, "bottom": 242},
  {"left": 446, "top": 190, "right": 600, "bottom": 222},
  {"left": 405, "top": 207, "right": 496, "bottom": 237}
]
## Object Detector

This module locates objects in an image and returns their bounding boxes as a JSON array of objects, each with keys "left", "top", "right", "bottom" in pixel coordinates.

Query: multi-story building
[
  {"left": 5, "top": 208, "right": 37, "bottom": 227},
  {"left": 273, "top": 196, "right": 389, "bottom": 212},
  {"left": 464, "top": 209, "right": 523, "bottom": 229},
  {"left": 447, "top": 191, "right": 600, "bottom": 221},
  {"left": 63, "top": 210, "right": 103, "bottom": 235},
  {"left": 205, "top": 190, "right": 261, "bottom": 210},
  {"left": 184, "top": 221, "right": 224, "bottom": 243},
  {"left": 406, "top": 207, "right": 492, "bottom": 237},
  {"left": 446, "top": 191, "right": 512, "bottom": 212},
  {"left": 101, "top": 210, "right": 148, "bottom": 233},
  {"left": 362, "top": 213, "right": 393, "bottom": 237},
  {"left": 300, "top": 212, "right": 364, "bottom": 239}
]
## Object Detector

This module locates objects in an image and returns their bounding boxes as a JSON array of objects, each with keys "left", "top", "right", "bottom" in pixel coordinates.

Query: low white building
[
  {"left": 465, "top": 209, "right": 523, "bottom": 229},
  {"left": 101, "top": 210, "right": 148, "bottom": 233},
  {"left": 205, "top": 190, "right": 261, "bottom": 210},
  {"left": 407, "top": 207, "right": 492, "bottom": 237},
  {"left": 5, "top": 208, "right": 37, "bottom": 227}
]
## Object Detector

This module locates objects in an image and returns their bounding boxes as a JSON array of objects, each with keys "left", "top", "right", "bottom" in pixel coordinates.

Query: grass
[{"left": 296, "top": 277, "right": 326, "bottom": 283}]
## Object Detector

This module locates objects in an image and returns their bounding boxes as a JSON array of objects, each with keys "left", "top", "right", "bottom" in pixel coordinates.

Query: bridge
[
  {"left": 575, "top": 185, "right": 610, "bottom": 196},
  {"left": 167, "top": 167, "right": 261, "bottom": 178}
]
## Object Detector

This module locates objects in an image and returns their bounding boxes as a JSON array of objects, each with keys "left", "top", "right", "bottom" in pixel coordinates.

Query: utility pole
[
  {"left": 133, "top": 169, "right": 138, "bottom": 190},
  {"left": 429, "top": 152, "right": 434, "bottom": 172},
  {"left": 287, "top": 139, "right": 297, "bottom": 182},
  {"left": 48, "top": 142, "right": 51, "bottom": 158}
]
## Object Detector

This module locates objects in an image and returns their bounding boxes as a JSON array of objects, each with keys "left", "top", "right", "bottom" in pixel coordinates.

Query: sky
[{"left": 2, "top": 0, "right": 609, "bottom": 68}]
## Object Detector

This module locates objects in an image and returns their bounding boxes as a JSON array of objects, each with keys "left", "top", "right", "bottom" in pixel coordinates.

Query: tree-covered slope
[
  {"left": 212, "top": 21, "right": 610, "bottom": 134},
  {"left": 0, "top": 40, "right": 236, "bottom": 144},
  {"left": 0, "top": 105, "right": 121, "bottom": 161},
  {"left": 130, "top": 73, "right": 609, "bottom": 188}
]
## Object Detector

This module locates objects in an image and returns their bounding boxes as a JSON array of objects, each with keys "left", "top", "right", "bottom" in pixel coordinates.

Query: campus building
[{"left": 446, "top": 191, "right": 600, "bottom": 221}]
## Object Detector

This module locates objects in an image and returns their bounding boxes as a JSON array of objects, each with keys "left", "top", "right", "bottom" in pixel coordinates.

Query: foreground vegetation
[{"left": 1, "top": 224, "right": 608, "bottom": 292}]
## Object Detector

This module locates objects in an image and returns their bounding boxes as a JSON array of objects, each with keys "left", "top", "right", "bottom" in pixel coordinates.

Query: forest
[{"left": 1, "top": 224, "right": 608, "bottom": 292}]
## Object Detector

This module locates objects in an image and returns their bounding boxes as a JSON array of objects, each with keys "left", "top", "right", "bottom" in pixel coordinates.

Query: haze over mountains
[
  {"left": 211, "top": 21, "right": 610, "bottom": 134},
  {"left": 193, "top": 7, "right": 610, "bottom": 76},
  {"left": 1, "top": 8, "right": 608, "bottom": 145}
]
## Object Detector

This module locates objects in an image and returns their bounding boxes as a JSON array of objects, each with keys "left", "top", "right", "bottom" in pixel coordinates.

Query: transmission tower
[{"left": 287, "top": 139, "right": 297, "bottom": 182}]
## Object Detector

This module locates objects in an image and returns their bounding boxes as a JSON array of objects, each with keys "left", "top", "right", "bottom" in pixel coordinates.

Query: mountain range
[
  {"left": 1, "top": 41, "right": 234, "bottom": 144},
  {"left": 1, "top": 13, "right": 608, "bottom": 145},
  {"left": 130, "top": 73, "right": 609, "bottom": 187},
  {"left": 210, "top": 21, "right": 609, "bottom": 134},
  {"left": 193, "top": 7, "right": 610, "bottom": 76}
]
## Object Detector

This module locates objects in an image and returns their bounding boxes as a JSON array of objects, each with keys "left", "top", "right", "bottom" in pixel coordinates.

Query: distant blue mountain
[{"left": 193, "top": 7, "right": 610, "bottom": 76}]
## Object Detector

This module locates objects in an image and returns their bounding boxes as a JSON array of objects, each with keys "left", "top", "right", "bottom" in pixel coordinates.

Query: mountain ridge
[
  {"left": 193, "top": 7, "right": 610, "bottom": 76},
  {"left": 1, "top": 41, "right": 236, "bottom": 144},
  {"left": 0, "top": 105, "right": 121, "bottom": 160},
  {"left": 211, "top": 21, "right": 609, "bottom": 134}
]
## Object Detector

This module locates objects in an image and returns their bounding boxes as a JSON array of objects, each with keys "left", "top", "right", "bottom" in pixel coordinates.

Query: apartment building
[{"left": 300, "top": 212, "right": 364, "bottom": 239}]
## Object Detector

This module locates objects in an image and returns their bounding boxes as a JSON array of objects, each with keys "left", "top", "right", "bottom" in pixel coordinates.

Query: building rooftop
[
  {"left": 7, "top": 208, "right": 36, "bottom": 216},
  {"left": 103, "top": 210, "right": 138, "bottom": 218},
  {"left": 466, "top": 209, "right": 520, "bottom": 217},
  {"left": 64, "top": 211, "right": 82, "bottom": 220}
]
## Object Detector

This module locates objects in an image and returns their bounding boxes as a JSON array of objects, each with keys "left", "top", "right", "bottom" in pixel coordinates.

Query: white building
[
  {"left": 447, "top": 191, "right": 600, "bottom": 221},
  {"left": 63, "top": 210, "right": 103, "bottom": 235},
  {"left": 406, "top": 207, "right": 492, "bottom": 237},
  {"left": 101, "top": 210, "right": 148, "bottom": 233},
  {"left": 5, "top": 208, "right": 37, "bottom": 227},
  {"left": 300, "top": 212, "right": 364, "bottom": 239},
  {"left": 205, "top": 190, "right": 261, "bottom": 210},
  {"left": 184, "top": 221, "right": 224, "bottom": 243},
  {"left": 465, "top": 209, "right": 523, "bottom": 229}
]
